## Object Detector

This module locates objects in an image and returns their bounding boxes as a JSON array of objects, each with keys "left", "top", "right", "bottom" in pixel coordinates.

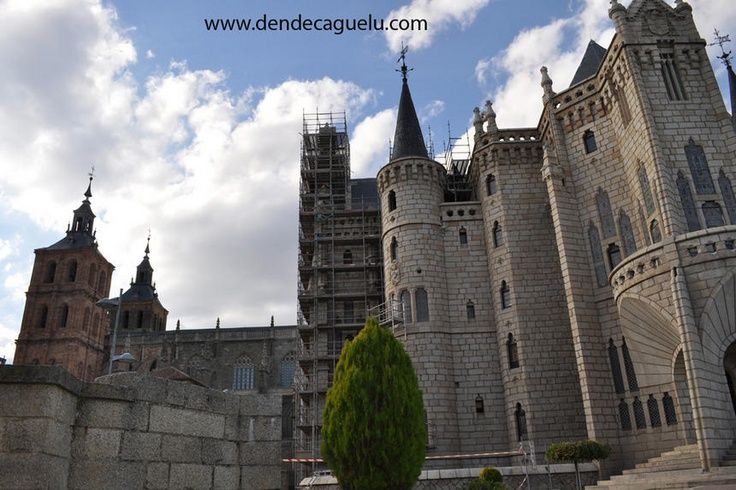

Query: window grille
[
  {"left": 677, "top": 172, "right": 702, "bottom": 232},
  {"left": 633, "top": 397, "right": 646, "bottom": 429},
  {"left": 619, "top": 400, "right": 632, "bottom": 431},
  {"left": 647, "top": 394, "right": 661, "bottom": 428}
]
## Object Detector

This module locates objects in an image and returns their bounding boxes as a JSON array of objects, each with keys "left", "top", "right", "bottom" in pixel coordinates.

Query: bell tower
[{"left": 14, "top": 175, "right": 115, "bottom": 381}]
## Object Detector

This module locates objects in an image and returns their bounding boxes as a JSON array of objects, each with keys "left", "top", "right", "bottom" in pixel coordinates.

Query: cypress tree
[{"left": 321, "top": 317, "right": 426, "bottom": 489}]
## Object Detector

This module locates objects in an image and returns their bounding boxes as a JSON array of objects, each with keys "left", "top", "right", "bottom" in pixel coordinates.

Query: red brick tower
[{"left": 14, "top": 176, "right": 114, "bottom": 380}]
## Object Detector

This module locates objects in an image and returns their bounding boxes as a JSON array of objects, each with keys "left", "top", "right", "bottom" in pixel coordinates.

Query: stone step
[{"left": 586, "top": 468, "right": 736, "bottom": 489}]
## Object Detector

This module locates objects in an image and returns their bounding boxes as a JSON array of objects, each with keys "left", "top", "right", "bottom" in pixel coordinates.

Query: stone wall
[{"left": 0, "top": 365, "right": 285, "bottom": 490}]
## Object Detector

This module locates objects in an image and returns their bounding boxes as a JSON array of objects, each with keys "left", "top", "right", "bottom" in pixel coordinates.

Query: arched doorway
[
  {"left": 723, "top": 342, "right": 736, "bottom": 416},
  {"left": 674, "top": 350, "right": 696, "bottom": 444}
]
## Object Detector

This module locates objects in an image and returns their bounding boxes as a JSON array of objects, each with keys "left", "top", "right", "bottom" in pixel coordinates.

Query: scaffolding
[
  {"left": 441, "top": 125, "right": 474, "bottom": 203},
  {"left": 295, "top": 111, "right": 384, "bottom": 477}
]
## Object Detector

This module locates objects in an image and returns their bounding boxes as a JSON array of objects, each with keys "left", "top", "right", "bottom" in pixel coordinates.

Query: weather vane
[
  {"left": 89, "top": 164, "right": 95, "bottom": 180},
  {"left": 396, "top": 42, "right": 413, "bottom": 81},
  {"left": 709, "top": 28, "right": 733, "bottom": 67}
]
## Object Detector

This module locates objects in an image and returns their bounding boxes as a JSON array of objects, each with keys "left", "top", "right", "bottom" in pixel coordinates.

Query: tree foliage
[
  {"left": 544, "top": 440, "right": 611, "bottom": 463},
  {"left": 321, "top": 317, "right": 426, "bottom": 489}
]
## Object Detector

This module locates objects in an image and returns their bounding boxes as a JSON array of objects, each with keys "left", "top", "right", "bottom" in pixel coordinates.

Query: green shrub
[
  {"left": 545, "top": 440, "right": 611, "bottom": 463},
  {"left": 479, "top": 467, "right": 503, "bottom": 482},
  {"left": 321, "top": 317, "right": 426, "bottom": 490}
]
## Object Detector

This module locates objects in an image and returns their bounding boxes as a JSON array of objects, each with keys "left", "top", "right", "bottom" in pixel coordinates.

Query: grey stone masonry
[{"left": 0, "top": 365, "right": 284, "bottom": 489}]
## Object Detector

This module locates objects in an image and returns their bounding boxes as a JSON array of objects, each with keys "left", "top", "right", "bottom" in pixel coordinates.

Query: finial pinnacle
[
  {"left": 83, "top": 167, "right": 94, "bottom": 200},
  {"left": 710, "top": 29, "right": 733, "bottom": 68},
  {"left": 176, "top": 319, "right": 180, "bottom": 330},
  {"left": 145, "top": 229, "right": 151, "bottom": 257},
  {"left": 216, "top": 317, "right": 220, "bottom": 329},
  {"left": 396, "top": 42, "right": 413, "bottom": 82}
]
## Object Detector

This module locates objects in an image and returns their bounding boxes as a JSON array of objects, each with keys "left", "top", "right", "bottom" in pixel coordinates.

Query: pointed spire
[
  {"left": 270, "top": 315, "right": 275, "bottom": 327},
  {"left": 176, "top": 319, "right": 180, "bottom": 331},
  {"left": 145, "top": 230, "right": 151, "bottom": 257},
  {"left": 391, "top": 44, "right": 428, "bottom": 161},
  {"left": 84, "top": 166, "right": 94, "bottom": 201},
  {"left": 710, "top": 29, "right": 735, "bottom": 131},
  {"left": 484, "top": 100, "right": 498, "bottom": 134},
  {"left": 216, "top": 317, "right": 221, "bottom": 329},
  {"left": 541, "top": 66, "right": 556, "bottom": 102},
  {"left": 729, "top": 63, "right": 736, "bottom": 132}
]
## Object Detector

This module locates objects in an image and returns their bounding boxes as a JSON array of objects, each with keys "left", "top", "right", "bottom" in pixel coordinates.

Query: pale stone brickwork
[
  {"left": 0, "top": 366, "right": 285, "bottom": 489},
  {"left": 376, "top": 0, "right": 736, "bottom": 475}
]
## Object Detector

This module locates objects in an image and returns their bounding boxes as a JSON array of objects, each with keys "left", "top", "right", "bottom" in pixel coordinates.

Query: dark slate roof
[
  {"left": 570, "top": 40, "right": 608, "bottom": 87},
  {"left": 44, "top": 232, "right": 96, "bottom": 250},
  {"left": 729, "top": 63, "right": 736, "bottom": 132},
  {"left": 121, "top": 284, "right": 157, "bottom": 302},
  {"left": 350, "top": 178, "right": 379, "bottom": 210},
  {"left": 392, "top": 78, "right": 428, "bottom": 160}
]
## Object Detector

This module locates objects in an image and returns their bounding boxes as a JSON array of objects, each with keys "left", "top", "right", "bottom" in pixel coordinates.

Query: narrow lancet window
[{"left": 677, "top": 172, "right": 701, "bottom": 232}]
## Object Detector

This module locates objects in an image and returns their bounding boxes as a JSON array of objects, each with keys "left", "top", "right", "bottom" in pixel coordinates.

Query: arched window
[
  {"left": 136, "top": 311, "right": 144, "bottom": 329},
  {"left": 44, "top": 261, "right": 57, "bottom": 284},
  {"left": 500, "top": 281, "right": 511, "bottom": 309},
  {"left": 88, "top": 263, "right": 97, "bottom": 287},
  {"left": 93, "top": 313, "right": 100, "bottom": 337},
  {"left": 677, "top": 172, "right": 701, "bottom": 232},
  {"left": 608, "top": 339, "right": 625, "bottom": 394},
  {"left": 67, "top": 260, "right": 77, "bottom": 282},
  {"left": 685, "top": 139, "right": 715, "bottom": 194},
  {"left": 719, "top": 169, "right": 736, "bottom": 225},
  {"left": 607, "top": 243, "right": 622, "bottom": 269},
  {"left": 388, "top": 190, "right": 397, "bottom": 211},
  {"left": 621, "top": 338, "right": 639, "bottom": 392},
  {"left": 74, "top": 217, "right": 83, "bottom": 232},
  {"left": 486, "top": 174, "right": 497, "bottom": 196},
  {"left": 596, "top": 188, "right": 615, "bottom": 238},
  {"left": 647, "top": 394, "right": 661, "bottom": 428},
  {"left": 415, "top": 288, "right": 429, "bottom": 322},
  {"left": 83, "top": 307, "right": 91, "bottom": 332},
  {"left": 38, "top": 306, "right": 48, "bottom": 328},
  {"left": 390, "top": 237, "right": 398, "bottom": 261},
  {"left": 662, "top": 392, "right": 677, "bottom": 426},
  {"left": 618, "top": 399, "right": 632, "bottom": 431},
  {"left": 619, "top": 210, "right": 637, "bottom": 257},
  {"left": 280, "top": 353, "right": 296, "bottom": 388},
  {"left": 98, "top": 271, "right": 107, "bottom": 293},
  {"left": 588, "top": 224, "right": 607, "bottom": 288},
  {"left": 650, "top": 219, "right": 662, "bottom": 243},
  {"left": 507, "top": 333, "right": 519, "bottom": 369},
  {"left": 492, "top": 221, "right": 503, "bottom": 248},
  {"left": 639, "top": 165, "right": 656, "bottom": 215},
  {"left": 122, "top": 311, "right": 130, "bottom": 329},
  {"left": 343, "top": 249, "right": 353, "bottom": 265},
  {"left": 400, "top": 290, "right": 412, "bottom": 323},
  {"left": 703, "top": 201, "right": 725, "bottom": 228},
  {"left": 233, "top": 355, "right": 255, "bottom": 390},
  {"left": 632, "top": 396, "right": 646, "bottom": 429},
  {"left": 515, "top": 403, "right": 528, "bottom": 441},
  {"left": 59, "top": 304, "right": 69, "bottom": 328},
  {"left": 583, "top": 130, "right": 597, "bottom": 154},
  {"left": 466, "top": 300, "right": 475, "bottom": 320},
  {"left": 459, "top": 227, "right": 468, "bottom": 245}
]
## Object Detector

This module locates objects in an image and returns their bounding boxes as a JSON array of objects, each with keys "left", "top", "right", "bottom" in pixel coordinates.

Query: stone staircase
[{"left": 586, "top": 444, "right": 736, "bottom": 489}]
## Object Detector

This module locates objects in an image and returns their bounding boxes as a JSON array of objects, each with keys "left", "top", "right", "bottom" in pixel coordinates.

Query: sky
[{"left": 0, "top": 0, "right": 735, "bottom": 362}]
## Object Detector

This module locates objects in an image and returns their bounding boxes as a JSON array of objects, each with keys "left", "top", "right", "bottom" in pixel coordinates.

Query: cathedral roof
[
  {"left": 570, "top": 40, "right": 608, "bottom": 87},
  {"left": 43, "top": 176, "right": 98, "bottom": 251},
  {"left": 729, "top": 63, "right": 736, "bottom": 132},
  {"left": 391, "top": 72, "right": 428, "bottom": 160}
]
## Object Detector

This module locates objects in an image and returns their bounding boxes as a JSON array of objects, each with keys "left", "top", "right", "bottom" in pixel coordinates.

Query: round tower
[{"left": 376, "top": 61, "right": 458, "bottom": 452}]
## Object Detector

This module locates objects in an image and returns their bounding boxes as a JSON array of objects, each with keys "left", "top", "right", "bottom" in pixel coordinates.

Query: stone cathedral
[
  {"left": 12, "top": 0, "right": 736, "bottom": 485},
  {"left": 370, "top": 0, "right": 736, "bottom": 475}
]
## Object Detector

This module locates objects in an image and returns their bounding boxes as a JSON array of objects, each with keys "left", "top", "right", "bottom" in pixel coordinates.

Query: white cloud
[
  {"left": 421, "top": 100, "right": 445, "bottom": 122},
  {"left": 146, "top": 49, "right": 155, "bottom": 59},
  {"left": 475, "top": 58, "right": 492, "bottom": 85},
  {"left": 0, "top": 0, "right": 385, "bottom": 361},
  {"left": 385, "top": 0, "right": 490, "bottom": 52},
  {"left": 351, "top": 108, "right": 396, "bottom": 177},
  {"left": 483, "top": 0, "right": 736, "bottom": 128}
]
